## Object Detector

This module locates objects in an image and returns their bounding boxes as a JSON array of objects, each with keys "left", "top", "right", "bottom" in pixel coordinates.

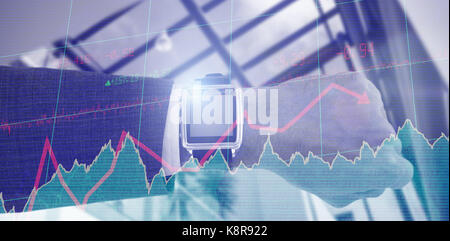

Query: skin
[{"left": 233, "top": 72, "right": 414, "bottom": 207}]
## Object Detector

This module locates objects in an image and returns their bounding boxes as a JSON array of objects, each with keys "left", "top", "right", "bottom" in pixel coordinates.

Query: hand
[{"left": 233, "top": 73, "right": 413, "bottom": 207}]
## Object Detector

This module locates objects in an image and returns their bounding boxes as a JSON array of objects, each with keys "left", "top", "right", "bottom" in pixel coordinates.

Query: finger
[
  {"left": 317, "top": 188, "right": 385, "bottom": 208},
  {"left": 353, "top": 189, "right": 385, "bottom": 198},
  {"left": 316, "top": 192, "right": 361, "bottom": 208},
  {"left": 370, "top": 140, "right": 414, "bottom": 189}
]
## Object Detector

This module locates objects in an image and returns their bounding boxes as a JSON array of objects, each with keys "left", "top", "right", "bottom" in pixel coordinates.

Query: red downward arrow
[{"left": 245, "top": 83, "right": 370, "bottom": 133}]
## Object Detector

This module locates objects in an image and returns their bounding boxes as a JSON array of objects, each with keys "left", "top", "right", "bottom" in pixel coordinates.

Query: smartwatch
[{"left": 181, "top": 73, "right": 243, "bottom": 164}]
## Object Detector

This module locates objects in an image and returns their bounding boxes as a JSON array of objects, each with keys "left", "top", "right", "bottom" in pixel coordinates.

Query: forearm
[
  {"left": 237, "top": 72, "right": 396, "bottom": 161},
  {"left": 0, "top": 66, "right": 175, "bottom": 211}
]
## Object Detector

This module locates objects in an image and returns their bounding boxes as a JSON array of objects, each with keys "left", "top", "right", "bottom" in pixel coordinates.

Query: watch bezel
[{"left": 181, "top": 84, "right": 243, "bottom": 151}]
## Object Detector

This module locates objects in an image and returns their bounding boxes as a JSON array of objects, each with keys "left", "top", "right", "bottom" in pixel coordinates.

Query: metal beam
[
  {"left": 179, "top": 0, "right": 251, "bottom": 87},
  {"left": 263, "top": 38, "right": 342, "bottom": 86},
  {"left": 166, "top": 0, "right": 297, "bottom": 80},
  {"left": 104, "top": 0, "right": 228, "bottom": 74}
]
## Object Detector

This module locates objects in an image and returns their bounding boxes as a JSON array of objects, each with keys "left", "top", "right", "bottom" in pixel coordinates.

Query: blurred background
[{"left": 0, "top": 0, "right": 448, "bottom": 220}]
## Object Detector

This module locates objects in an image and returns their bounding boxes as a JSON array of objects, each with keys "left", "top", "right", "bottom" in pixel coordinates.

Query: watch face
[{"left": 184, "top": 87, "right": 237, "bottom": 144}]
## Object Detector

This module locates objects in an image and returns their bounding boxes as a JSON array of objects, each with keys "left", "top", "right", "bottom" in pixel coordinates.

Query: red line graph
[
  {"left": 27, "top": 130, "right": 202, "bottom": 211},
  {"left": 81, "top": 131, "right": 128, "bottom": 206},
  {"left": 245, "top": 83, "right": 369, "bottom": 133},
  {"left": 28, "top": 138, "right": 81, "bottom": 211},
  {"left": 27, "top": 83, "right": 369, "bottom": 211}
]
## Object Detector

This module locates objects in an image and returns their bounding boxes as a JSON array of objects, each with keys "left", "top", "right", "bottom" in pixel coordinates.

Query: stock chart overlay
[{"left": 0, "top": 0, "right": 448, "bottom": 221}]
